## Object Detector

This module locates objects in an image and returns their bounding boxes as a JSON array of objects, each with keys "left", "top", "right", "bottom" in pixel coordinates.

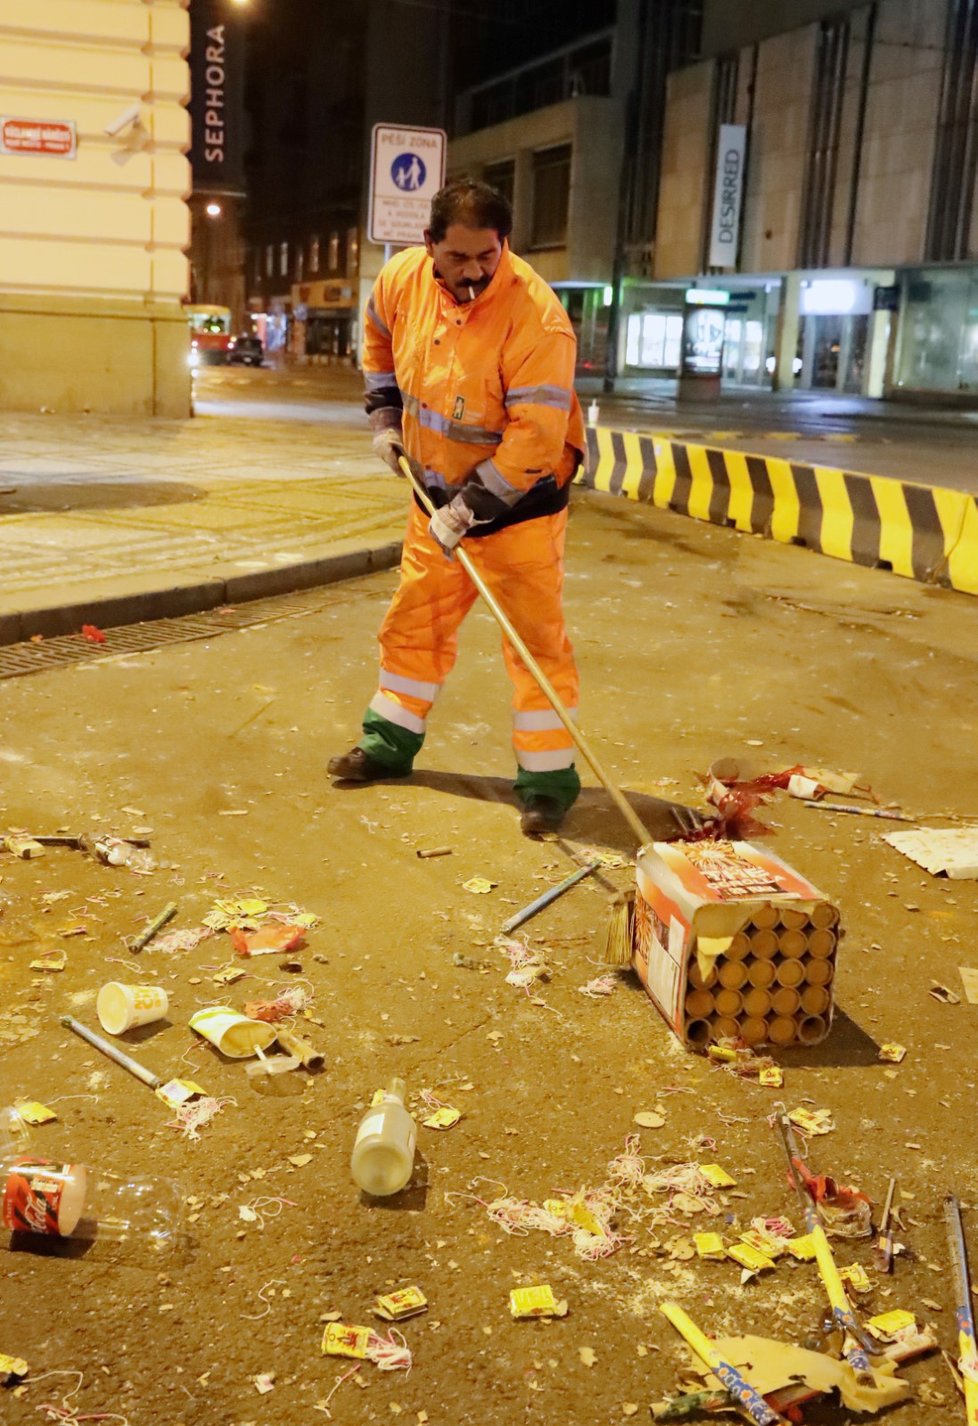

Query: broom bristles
[{"left": 603, "top": 888, "right": 635, "bottom": 967}]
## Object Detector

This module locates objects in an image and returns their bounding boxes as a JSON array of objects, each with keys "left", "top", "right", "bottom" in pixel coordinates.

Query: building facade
[
  {"left": 651, "top": 0, "right": 978, "bottom": 399},
  {"left": 0, "top": 0, "right": 191, "bottom": 416}
]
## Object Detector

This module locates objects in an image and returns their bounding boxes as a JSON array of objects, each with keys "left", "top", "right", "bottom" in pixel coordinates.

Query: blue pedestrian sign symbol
[{"left": 391, "top": 152, "right": 426, "bottom": 192}]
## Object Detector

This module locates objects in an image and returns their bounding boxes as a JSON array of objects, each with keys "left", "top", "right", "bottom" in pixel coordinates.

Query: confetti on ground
[{"left": 463, "top": 877, "right": 496, "bottom": 894}]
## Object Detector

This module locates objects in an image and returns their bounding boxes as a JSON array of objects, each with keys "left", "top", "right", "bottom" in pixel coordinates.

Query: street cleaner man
[{"left": 328, "top": 178, "right": 586, "bottom": 835}]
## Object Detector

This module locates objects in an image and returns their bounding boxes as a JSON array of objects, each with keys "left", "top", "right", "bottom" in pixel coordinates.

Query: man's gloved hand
[
  {"left": 372, "top": 427, "right": 407, "bottom": 476},
  {"left": 428, "top": 494, "right": 475, "bottom": 556}
]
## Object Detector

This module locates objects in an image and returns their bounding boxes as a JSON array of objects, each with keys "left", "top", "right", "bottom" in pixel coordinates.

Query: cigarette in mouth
[{"left": 467, "top": 284, "right": 476, "bottom": 301}]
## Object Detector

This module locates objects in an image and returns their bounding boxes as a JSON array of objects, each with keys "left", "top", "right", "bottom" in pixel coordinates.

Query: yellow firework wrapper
[
  {"left": 509, "top": 1285, "right": 568, "bottom": 1319},
  {"left": 693, "top": 1232, "right": 726, "bottom": 1260},
  {"left": 759, "top": 1064, "right": 784, "bottom": 1087},
  {"left": 0, "top": 1354, "right": 29, "bottom": 1382},
  {"left": 374, "top": 1286, "right": 428, "bottom": 1322},
  {"left": 787, "top": 1106, "right": 833, "bottom": 1135},
  {"left": 727, "top": 1242, "right": 776, "bottom": 1273},
  {"left": 422, "top": 1106, "right": 461, "bottom": 1130},
  {"left": 543, "top": 1198, "right": 606, "bottom": 1237},
  {"left": 787, "top": 1234, "right": 818, "bottom": 1260},
  {"left": 15, "top": 1101, "right": 57, "bottom": 1125},
  {"left": 155, "top": 1079, "right": 207, "bottom": 1110},
  {"left": 840, "top": 1263, "right": 873, "bottom": 1294},
  {"left": 879, "top": 1042, "right": 907, "bottom": 1063},
  {"left": 321, "top": 1322, "right": 372, "bottom": 1359},
  {"left": 698, "top": 1163, "right": 736, "bottom": 1188},
  {"left": 740, "top": 1228, "right": 786, "bottom": 1260},
  {"left": 867, "top": 1309, "right": 916, "bottom": 1339}
]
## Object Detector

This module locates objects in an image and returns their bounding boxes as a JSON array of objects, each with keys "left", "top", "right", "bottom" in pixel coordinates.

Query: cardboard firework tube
[
  {"left": 685, "top": 987, "right": 715, "bottom": 1019},
  {"left": 747, "top": 958, "right": 777, "bottom": 989},
  {"left": 775, "top": 956, "right": 806, "bottom": 988},
  {"left": 275, "top": 1026, "right": 325, "bottom": 1070},
  {"left": 725, "top": 930, "right": 751, "bottom": 962},
  {"left": 749, "top": 927, "right": 779, "bottom": 959},
  {"left": 771, "top": 985, "right": 801, "bottom": 1016},
  {"left": 685, "top": 1018, "right": 712, "bottom": 1048},
  {"left": 687, "top": 959, "right": 718, "bottom": 991},
  {"left": 740, "top": 1016, "right": 768, "bottom": 1046},
  {"left": 714, "top": 986, "right": 743, "bottom": 1017},
  {"left": 711, "top": 1014, "right": 741, "bottom": 1040},
  {"left": 777, "top": 928, "right": 808, "bottom": 958},
  {"left": 751, "top": 903, "right": 780, "bottom": 930},
  {"left": 779, "top": 906, "right": 809, "bottom": 931},
  {"left": 742, "top": 985, "right": 772, "bottom": 1017},
  {"left": 810, "top": 902, "right": 839, "bottom": 930},
  {"left": 796, "top": 1013, "right": 828, "bottom": 1044},
  {"left": 804, "top": 956, "right": 834, "bottom": 986},
  {"left": 717, "top": 959, "right": 748, "bottom": 990},
  {"left": 807, "top": 928, "right": 837, "bottom": 957},
  {"left": 769, "top": 1015, "right": 797, "bottom": 1045},
  {"left": 801, "top": 984, "right": 831, "bottom": 1015}
]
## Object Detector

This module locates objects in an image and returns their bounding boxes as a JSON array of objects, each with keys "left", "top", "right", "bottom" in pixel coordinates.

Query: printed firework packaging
[
  {"left": 632, "top": 840, "right": 840, "bottom": 1049},
  {"left": 2, "top": 1157, "right": 88, "bottom": 1236}
]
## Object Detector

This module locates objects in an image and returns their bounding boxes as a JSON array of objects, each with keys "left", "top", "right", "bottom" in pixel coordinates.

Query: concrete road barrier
[{"left": 580, "top": 426, "right": 978, "bottom": 597}]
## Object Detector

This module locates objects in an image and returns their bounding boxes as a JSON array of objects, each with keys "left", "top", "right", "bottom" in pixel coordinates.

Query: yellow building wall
[
  {"left": 653, "top": 63, "right": 714, "bottom": 280},
  {"left": 0, "top": 0, "right": 191, "bottom": 415}
]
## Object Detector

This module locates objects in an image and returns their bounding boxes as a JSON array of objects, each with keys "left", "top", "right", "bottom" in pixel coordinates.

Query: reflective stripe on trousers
[{"left": 371, "top": 502, "right": 578, "bottom": 766}]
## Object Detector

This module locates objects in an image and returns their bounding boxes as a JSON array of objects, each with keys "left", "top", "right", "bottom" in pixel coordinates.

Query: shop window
[
  {"left": 327, "top": 231, "right": 340, "bottom": 272},
  {"left": 531, "top": 144, "right": 571, "bottom": 248},
  {"left": 625, "top": 312, "right": 684, "bottom": 369},
  {"left": 310, "top": 236, "right": 320, "bottom": 274},
  {"left": 346, "top": 227, "right": 359, "bottom": 278},
  {"left": 279, "top": 241, "right": 289, "bottom": 277}
]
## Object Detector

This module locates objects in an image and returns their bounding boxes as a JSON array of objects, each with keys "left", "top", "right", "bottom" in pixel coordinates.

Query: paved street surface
[{"left": 1, "top": 479, "right": 975, "bottom": 1424}]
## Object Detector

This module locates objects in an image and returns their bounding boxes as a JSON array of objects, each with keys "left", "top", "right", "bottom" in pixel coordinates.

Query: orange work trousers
[{"left": 367, "top": 502, "right": 579, "bottom": 774}]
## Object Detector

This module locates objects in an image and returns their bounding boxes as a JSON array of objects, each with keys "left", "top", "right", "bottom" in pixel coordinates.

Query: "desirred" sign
[{"left": 0, "top": 118, "right": 77, "bottom": 159}]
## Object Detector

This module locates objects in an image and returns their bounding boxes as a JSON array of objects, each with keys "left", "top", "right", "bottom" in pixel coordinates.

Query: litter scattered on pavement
[
  {"left": 0, "top": 1353, "right": 28, "bottom": 1383},
  {"left": 959, "top": 966, "right": 978, "bottom": 1003},
  {"left": 416, "top": 846, "right": 452, "bottom": 859},
  {"left": 930, "top": 982, "right": 961, "bottom": 1005},
  {"left": 577, "top": 973, "right": 620, "bottom": 998},
  {"left": 127, "top": 901, "right": 178, "bottom": 953},
  {"left": 14, "top": 1101, "right": 58, "bottom": 1126},
  {"left": 374, "top": 1287, "right": 428, "bottom": 1322},
  {"left": 462, "top": 877, "right": 496, "bottom": 895},
  {"left": 29, "top": 951, "right": 67, "bottom": 973},
  {"left": 883, "top": 826, "right": 978, "bottom": 878},
  {"left": 509, "top": 1285, "right": 568, "bottom": 1319},
  {"left": 499, "top": 859, "right": 600, "bottom": 935},
  {"left": 879, "top": 1042, "right": 907, "bottom": 1063},
  {"left": 321, "top": 1322, "right": 412, "bottom": 1372}
]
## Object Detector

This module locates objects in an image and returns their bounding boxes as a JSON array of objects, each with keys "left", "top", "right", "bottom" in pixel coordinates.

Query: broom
[{"left": 398, "top": 456, "right": 652, "bottom": 968}]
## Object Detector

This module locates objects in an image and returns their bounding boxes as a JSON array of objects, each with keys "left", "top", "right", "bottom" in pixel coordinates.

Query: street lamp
[{"left": 206, "top": 201, "right": 222, "bottom": 217}]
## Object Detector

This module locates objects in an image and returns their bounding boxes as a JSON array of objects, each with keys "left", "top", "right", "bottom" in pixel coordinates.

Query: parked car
[{"left": 227, "top": 334, "right": 264, "bottom": 367}]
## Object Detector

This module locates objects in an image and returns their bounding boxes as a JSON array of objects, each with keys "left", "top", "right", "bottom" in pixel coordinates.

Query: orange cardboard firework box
[{"left": 633, "top": 841, "right": 840, "bottom": 1050}]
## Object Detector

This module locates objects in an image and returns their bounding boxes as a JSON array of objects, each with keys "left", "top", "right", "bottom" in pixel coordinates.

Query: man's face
[{"left": 424, "top": 223, "right": 503, "bottom": 303}]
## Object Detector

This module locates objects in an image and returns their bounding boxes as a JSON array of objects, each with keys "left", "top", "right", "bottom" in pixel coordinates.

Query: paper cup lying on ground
[
  {"left": 190, "top": 1006, "right": 277, "bottom": 1058},
  {"left": 97, "top": 982, "right": 169, "bottom": 1035}
]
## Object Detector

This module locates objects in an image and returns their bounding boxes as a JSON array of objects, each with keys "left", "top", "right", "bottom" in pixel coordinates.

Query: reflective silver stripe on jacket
[
  {"left": 401, "top": 391, "right": 502, "bottom": 446},
  {"left": 504, "top": 384, "right": 572, "bottom": 410},
  {"left": 474, "top": 457, "right": 522, "bottom": 507},
  {"left": 379, "top": 669, "right": 441, "bottom": 703},
  {"left": 512, "top": 708, "right": 576, "bottom": 732},
  {"left": 364, "top": 369, "right": 396, "bottom": 391},
  {"left": 366, "top": 296, "right": 391, "bottom": 338},
  {"left": 369, "top": 691, "right": 425, "bottom": 734}
]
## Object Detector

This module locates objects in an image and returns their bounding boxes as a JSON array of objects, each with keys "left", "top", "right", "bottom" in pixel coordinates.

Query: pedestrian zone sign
[{"left": 369, "top": 123, "right": 446, "bottom": 246}]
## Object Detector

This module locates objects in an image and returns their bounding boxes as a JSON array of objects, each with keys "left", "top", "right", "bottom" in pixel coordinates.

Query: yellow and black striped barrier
[{"left": 579, "top": 426, "right": 978, "bottom": 596}]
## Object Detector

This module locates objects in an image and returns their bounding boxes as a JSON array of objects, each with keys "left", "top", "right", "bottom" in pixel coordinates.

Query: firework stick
[
  {"left": 874, "top": 1176, "right": 897, "bottom": 1274},
  {"left": 128, "top": 900, "right": 178, "bottom": 953},
  {"left": 660, "top": 1303, "right": 790, "bottom": 1426},
  {"left": 61, "top": 1014, "right": 161, "bottom": 1090},
  {"left": 500, "top": 860, "right": 601, "bottom": 935},
  {"left": 776, "top": 1115, "right": 877, "bottom": 1377},
  {"left": 945, "top": 1195, "right": 978, "bottom": 1425}
]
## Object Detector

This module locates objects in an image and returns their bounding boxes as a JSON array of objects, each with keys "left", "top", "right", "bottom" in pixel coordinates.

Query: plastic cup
[
  {"left": 189, "top": 1006, "right": 277, "bottom": 1058},
  {"left": 97, "top": 983, "right": 169, "bottom": 1036},
  {"left": 3, "top": 1157, "right": 88, "bottom": 1236}
]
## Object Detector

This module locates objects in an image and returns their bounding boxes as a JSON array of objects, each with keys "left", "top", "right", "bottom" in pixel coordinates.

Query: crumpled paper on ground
[{"left": 687, "top": 1332, "right": 911, "bottom": 1414}]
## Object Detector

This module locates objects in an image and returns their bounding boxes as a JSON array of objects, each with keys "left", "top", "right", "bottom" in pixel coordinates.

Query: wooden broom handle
[{"left": 397, "top": 456, "right": 653, "bottom": 848}]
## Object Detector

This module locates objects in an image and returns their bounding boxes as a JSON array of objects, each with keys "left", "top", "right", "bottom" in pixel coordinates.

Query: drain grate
[{"left": 0, "top": 584, "right": 371, "bottom": 681}]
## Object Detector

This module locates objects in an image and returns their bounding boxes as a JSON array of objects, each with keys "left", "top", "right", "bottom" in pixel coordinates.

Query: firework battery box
[{"left": 633, "top": 840, "right": 840, "bottom": 1050}]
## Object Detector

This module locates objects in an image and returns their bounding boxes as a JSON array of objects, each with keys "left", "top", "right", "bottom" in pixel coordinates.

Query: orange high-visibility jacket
[{"left": 362, "top": 243, "right": 585, "bottom": 526}]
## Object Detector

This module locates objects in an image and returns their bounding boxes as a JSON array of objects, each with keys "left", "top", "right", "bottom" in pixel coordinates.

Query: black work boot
[
  {"left": 519, "top": 794, "right": 566, "bottom": 836},
  {"left": 327, "top": 747, "right": 407, "bottom": 782}
]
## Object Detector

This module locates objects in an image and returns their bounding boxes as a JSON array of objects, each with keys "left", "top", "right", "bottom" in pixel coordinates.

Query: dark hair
[{"left": 427, "top": 178, "right": 513, "bottom": 243}]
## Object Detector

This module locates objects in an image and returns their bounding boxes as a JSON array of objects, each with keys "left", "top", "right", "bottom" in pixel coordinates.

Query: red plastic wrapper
[
  {"left": 80, "top": 624, "right": 106, "bottom": 644},
  {"left": 231, "top": 924, "right": 306, "bottom": 958}
]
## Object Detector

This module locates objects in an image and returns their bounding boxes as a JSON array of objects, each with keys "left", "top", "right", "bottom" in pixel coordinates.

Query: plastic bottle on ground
[
  {"left": 351, "top": 1077, "right": 417, "bottom": 1197},
  {"left": 2, "top": 1154, "right": 181, "bottom": 1250}
]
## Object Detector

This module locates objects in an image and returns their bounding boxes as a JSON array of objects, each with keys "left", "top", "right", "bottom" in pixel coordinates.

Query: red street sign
[{"left": 0, "top": 118, "right": 77, "bottom": 159}]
